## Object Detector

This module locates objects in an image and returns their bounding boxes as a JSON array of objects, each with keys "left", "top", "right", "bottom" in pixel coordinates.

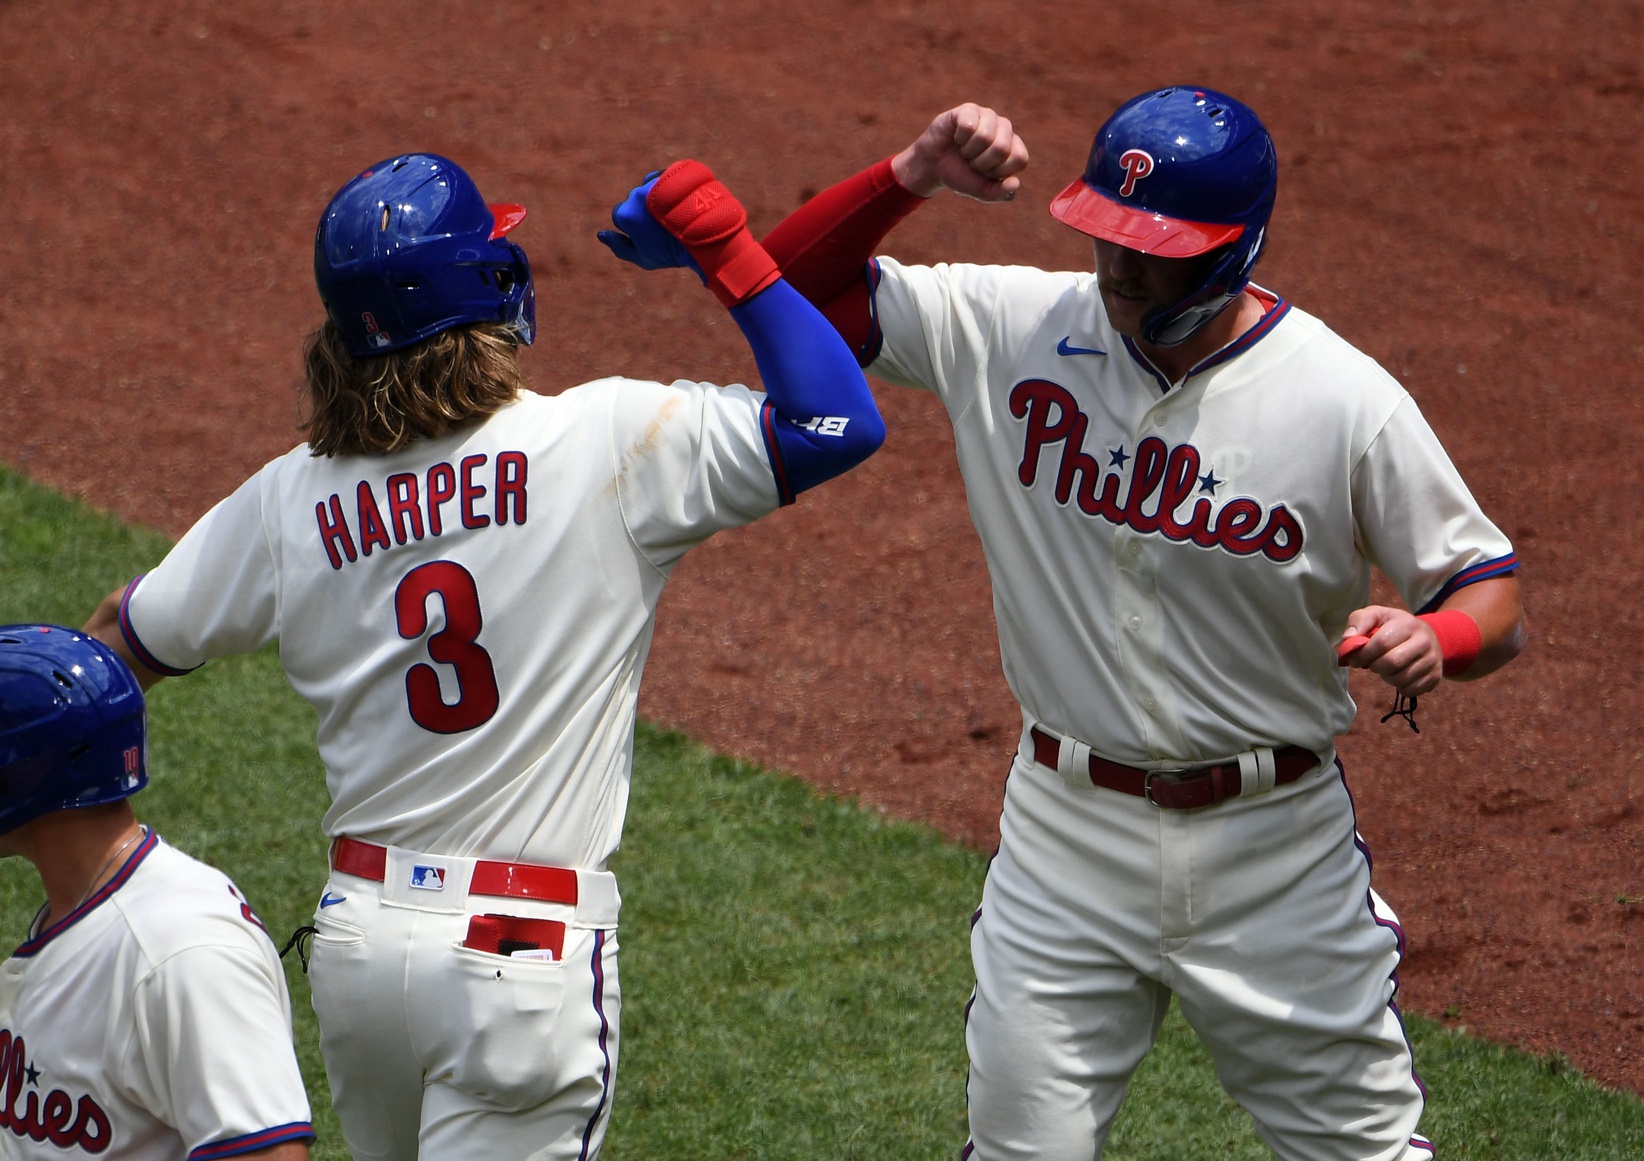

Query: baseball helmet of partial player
[
  {"left": 314, "top": 153, "right": 536, "bottom": 358},
  {"left": 0, "top": 625, "right": 147, "bottom": 836},
  {"left": 1050, "top": 86, "right": 1278, "bottom": 346}
]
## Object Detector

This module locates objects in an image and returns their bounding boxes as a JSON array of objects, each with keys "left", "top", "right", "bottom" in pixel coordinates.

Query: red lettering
[
  {"left": 0, "top": 1030, "right": 17, "bottom": 1130},
  {"left": 386, "top": 473, "right": 425, "bottom": 544},
  {"left": 315, "top": 496, "right": 358, "bottom": 570},
  {"left": 1185, "top": 498, "right": 1219, "bottom": 547},
  {"left": 1052, "top": 412, "right": 1106, "bottom": 508},
  {"left": 1009, "top": 380, "right": 1079, "bottom": 487},
  {"left": 1155, "top": 444, "right": 1202, "bottom": 540},
  {"left": 0, "top": 1031, "right": 114, "bottom": 1153},
  {"left": 20, "top": 1090, "right": 43, "bottom": 1141},
  {"left": 356, "top": 481, "right": 392, "bottom": 556},
  {"left": 1121, "top": 437, "right": 1170, "bottom": 533},
  {"left": 1213, "top": 498, "right": 1265, "bottom": 553},
  {"left": 460, "top": 455, "right": 491, "bottom": 530},
  {"left": 41, "top": 1090, "right": 71, "bottom": 1145},
  {"left": 72, "top": 1095, "right": 112, "bottom": 1153},
  {"left": 1255, "top": 505, "right": 1303, "bottom": 562},
  {"left": 1088, "top": 471, "right": 1126, "bottom": 522},
  {"left": 1007, "top": 389, "right": 1306, "bottom": 563},
  {"left": 426, "top": 463, "right": 457, "bottom": 536},
  {"left": 495, "top": 452, "right": 527, "bottom": 526},
  {"left": 396, "top": 562, "right": 500, "bottom": 733}
]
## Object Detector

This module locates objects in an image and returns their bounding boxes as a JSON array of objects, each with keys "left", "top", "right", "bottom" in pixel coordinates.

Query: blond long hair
[{"left": 301, "top": 320, "right": 525, "bottom": 457}]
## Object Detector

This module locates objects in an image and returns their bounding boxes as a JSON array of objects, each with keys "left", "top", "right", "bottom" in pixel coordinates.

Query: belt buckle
[{"left": 1143, "top": 768, "right": 1188, "bottom": 808}]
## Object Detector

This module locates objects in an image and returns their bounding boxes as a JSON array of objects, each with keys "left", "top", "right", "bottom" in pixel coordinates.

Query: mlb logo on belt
[{"left": 409, "top": 865, "right": 446, "bottom": 891}]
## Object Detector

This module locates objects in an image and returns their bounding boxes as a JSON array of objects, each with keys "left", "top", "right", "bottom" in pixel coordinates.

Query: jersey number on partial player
[{"left": 394, "top": 561, "right": 500, "bottom": 734}]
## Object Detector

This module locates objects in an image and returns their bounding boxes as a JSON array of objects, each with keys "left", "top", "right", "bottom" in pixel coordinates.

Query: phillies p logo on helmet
[{"left": 1117, "top": 149, "right": 1155, "bottom": 197}]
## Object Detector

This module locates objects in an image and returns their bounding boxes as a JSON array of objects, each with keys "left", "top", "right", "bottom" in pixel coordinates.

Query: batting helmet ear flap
[{"left": 1140, "top": 220, "right": 1271, "bottom": 347}]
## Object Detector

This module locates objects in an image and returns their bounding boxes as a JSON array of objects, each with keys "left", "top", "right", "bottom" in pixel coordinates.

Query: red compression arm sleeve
[{"left": 760, "top": 157, "right": 927, "bottom": 359}]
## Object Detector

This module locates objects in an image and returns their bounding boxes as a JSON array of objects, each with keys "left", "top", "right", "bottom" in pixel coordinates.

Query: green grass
[{"left": 3, "top": 461, "right": 1643, "bottom": 1159}]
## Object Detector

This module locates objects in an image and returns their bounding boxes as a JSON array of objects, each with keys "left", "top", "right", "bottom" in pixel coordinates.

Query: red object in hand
[
  {"left": 646, "top": 160, "right": 781, "bottom": 308},
  {"left": 1336, "top": 634, "right": 1373, "bottom": 665}
]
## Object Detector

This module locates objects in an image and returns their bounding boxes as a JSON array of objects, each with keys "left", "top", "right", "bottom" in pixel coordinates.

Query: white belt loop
[
  {"left": 572, "top": 869, "right": 622, "bottom": 929},
  {"left": 1056, "top": 731, "right": 1093, "bottom": 790},
  {"left": 1237, "top": 746, "right": 1278, "bottom": 797}
]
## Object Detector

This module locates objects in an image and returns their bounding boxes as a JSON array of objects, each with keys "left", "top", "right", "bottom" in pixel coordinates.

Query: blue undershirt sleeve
[{"left": 729, "top": 278, "right": 885, "bottom": 503}]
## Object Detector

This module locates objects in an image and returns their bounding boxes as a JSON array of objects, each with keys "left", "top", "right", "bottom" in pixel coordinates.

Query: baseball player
[
  {"left": 760, "top": 90, "right": 1526, "bottom": 1159},
  {"left": 0, "top": 625, "right": 313, "bottom": 1160},
  {"left": 81, "top": 153, "right": 882, "bottom": 1160}
]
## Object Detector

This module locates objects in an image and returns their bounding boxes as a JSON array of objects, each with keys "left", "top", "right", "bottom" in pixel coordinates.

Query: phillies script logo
[
  {"left": 0, "top": 1030, "right": 112, "bottom": 1152},
  {"left": 1117, "top": 149, "right": 1155, "bottom": 197},
  {"left": 1010, "top": 379, "right": 1302, "bottom": 561}
]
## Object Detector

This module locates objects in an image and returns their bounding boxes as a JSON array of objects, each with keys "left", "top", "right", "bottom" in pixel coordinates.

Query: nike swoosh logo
[
  {"left": 319, "top": 892, "right": 347, "bottom": 908},
  {"left": 1056, "top": 336, "right": 1107, "bottom": 357}
]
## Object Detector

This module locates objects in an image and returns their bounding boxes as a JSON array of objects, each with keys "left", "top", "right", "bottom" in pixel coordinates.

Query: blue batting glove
[{"left": 596, "top": 172, "right": 703, "bottom": 277}]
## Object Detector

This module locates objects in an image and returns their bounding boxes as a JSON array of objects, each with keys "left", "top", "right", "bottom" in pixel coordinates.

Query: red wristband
[{"left": 1417, "top": 610, "right": 1482, "bottom": 677}]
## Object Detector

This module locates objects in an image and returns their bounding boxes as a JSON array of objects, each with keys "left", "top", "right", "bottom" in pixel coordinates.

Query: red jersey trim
[{"left": 189, "top": 1122, "right": 317, "bottom": 1159}]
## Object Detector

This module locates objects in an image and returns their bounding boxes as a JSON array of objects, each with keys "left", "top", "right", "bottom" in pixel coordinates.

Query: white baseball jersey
[
  {"left": 0, "top": 830, "right": 312, "bottom": 1160},
  {"left": 866, "top": 257, "right": 1517, "bottom": 762},
  {"left": 859, "top": 255, "right": 1500, "bottom": 1159},
  {"left": 118, "top": 380, "right": 779, "bottom": 869}
]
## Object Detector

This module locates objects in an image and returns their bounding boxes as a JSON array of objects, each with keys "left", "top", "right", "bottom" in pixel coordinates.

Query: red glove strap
[
  {"left": 646, "top": 160, "right": 780, "bottom": 308},
  {"left": 1417, "top": 609, "right": 1482, "bottom": 677}
]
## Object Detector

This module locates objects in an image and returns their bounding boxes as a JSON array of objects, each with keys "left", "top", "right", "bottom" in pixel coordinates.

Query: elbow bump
[{"left": 836, "top": 413, "right": 885, "bottom": 468}]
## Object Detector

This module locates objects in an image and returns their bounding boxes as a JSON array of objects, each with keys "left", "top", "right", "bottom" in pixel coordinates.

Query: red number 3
[{"left": 394, "top": 561, "right": 501, "bottom": 734}]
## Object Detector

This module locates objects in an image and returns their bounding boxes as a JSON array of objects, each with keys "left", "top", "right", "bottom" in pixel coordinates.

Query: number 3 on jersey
[{"left": 394, "top": 561, "right": 500, "bottom": 734}]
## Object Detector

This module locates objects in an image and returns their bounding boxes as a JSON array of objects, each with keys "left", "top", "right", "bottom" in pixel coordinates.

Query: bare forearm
[
  {"left": 1340, "top": 574, "right": 1526, "bottom": 696},
  {"left": 83, "top": 585, "right": 166, "bottom": 692},
  {"left": 1435, "top": 575, "right": 1527, "bottom": 681}
]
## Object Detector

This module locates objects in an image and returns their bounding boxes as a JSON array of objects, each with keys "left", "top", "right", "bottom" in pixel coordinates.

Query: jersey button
[
  {"left": 1129, "top": 616, "right": 1143, "bottom": 630},
  {"left": 1153, "top": 415, "right": 1167, "bottom": 428}
]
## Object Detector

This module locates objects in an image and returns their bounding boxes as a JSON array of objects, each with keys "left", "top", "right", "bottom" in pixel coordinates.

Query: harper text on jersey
[
  {"left": 1010, "top": 379, "right": 1303, "bottom": 561},
  {"left": 317, "top": 452, "right": 530, "bottom": 570},
  {"left": 0, "top": 1030, "right": 113, "bottom": 1153}
]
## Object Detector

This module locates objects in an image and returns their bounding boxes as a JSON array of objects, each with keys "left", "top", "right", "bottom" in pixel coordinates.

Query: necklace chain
[{"left": 75, "top": 826, "right": 146, "bottom": 910}]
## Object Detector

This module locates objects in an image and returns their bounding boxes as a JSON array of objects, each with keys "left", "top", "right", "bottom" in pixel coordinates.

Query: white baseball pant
[
  {"left": 963, "top": 728, "right": 1432, "bottom": 1160},
  {"left": 307, "top": 844, "right": 622, "bottom": 1160}
]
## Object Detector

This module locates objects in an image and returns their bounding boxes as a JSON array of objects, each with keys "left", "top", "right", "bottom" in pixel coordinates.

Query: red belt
[
  {"left": 1030, "top": 727, "right": 1318, "bottom": 810},
  {"left": 330, "top": 836, "right": 579, "bottom": 904}
]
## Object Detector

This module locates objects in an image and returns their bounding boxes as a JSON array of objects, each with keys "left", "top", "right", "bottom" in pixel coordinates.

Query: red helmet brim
[{"left": 1049, "top": 178, "right": 1243, "bottom": 258}]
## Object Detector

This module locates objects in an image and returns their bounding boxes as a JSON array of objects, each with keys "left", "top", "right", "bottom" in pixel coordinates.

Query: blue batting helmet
[
  {"left": 314, "top": 154, "right": 536, "bottom": 358},
  {"left": 0, "top": 625, "right": 147, "bottom": 836},
  {"left": 1050, "top": 86, "right": 1278, "bottom": 346}
]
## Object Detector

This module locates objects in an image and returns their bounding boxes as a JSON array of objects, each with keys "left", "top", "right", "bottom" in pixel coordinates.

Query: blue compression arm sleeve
[{"left": 730, "top": 278, "right": 885, "bottom": 502}]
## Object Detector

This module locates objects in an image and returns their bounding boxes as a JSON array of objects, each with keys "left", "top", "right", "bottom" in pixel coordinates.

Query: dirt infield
[{"left": 3, "top": 0, "right": 1640, "bottom": 1092}]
